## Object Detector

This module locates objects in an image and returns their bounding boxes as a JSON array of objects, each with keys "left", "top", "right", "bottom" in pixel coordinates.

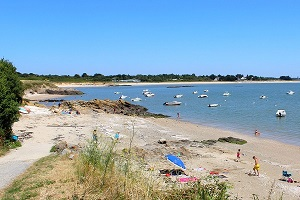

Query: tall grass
[{"left": 74, "top": 125, "right": 232, "bottom": 200}]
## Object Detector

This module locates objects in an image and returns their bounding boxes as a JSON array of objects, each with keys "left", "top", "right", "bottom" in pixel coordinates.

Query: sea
[{"left": 56, "top": 82, "right": 300, "bottom": 147}]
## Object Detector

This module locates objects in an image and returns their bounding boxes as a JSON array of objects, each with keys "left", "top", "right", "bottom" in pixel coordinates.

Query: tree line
[
  {"left": 18, "top": 72, "right": 294, "bottom": 82},
  {"left": 0, "top": 59, "right": 23, "bottom": 147}
]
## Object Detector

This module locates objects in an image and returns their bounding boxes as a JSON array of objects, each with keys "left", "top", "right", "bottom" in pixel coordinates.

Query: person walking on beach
[
  {"left": 253, "top": 156, "right": 260, "bottom": 176},
  {"left": 236, "top": 149, "right": 241, "bottom": 162}
]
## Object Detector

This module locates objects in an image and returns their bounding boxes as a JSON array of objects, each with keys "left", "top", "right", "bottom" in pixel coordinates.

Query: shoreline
[{"left": 23, "top": 92, "right": 300, "bottom": 148}]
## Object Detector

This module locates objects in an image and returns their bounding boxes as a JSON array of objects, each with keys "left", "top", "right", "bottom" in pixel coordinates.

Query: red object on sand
[{"left": 177, "top": 177, "right": 199, "bottom": 183}]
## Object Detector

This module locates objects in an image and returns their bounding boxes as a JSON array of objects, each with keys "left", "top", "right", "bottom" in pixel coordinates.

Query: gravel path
[{"left": 0, "top": 141, "right": 52, "bottom": 190}]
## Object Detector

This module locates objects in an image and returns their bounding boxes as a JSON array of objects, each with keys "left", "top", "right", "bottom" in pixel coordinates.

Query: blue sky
[{"left": 1, "top": 1, "right": 300, "bottom": 77}]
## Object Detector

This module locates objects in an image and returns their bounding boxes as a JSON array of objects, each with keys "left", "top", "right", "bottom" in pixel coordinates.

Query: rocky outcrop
[
  {"left": 45, "top": 88, "right": 83, "bottom": 95},
  {"left": 58, "top": 99, "right": 168, "bottom": 118}
]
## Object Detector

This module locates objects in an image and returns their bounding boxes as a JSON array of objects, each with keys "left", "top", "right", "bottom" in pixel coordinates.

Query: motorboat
[
  {"left": 144, "top": 92, "right": 155, "bottom": 97},
  {"left": 174, "top": 94, "right": 183, "bottom": 98},
  {"left": 223, "top": 92, "right": 231, "bottom": 96},
  {"left": 114, "top": 92, "right": 121, "bottom": 94},
  {"left": 163, "top": 101, "right": 182, "bottom": 106},
  {"left": 208, "top": 104, "right": 219, "bottom": 107},
  {"left": 286, "top": 90, "right": 295, "bottom": 95},
  {"left": 259, "top": 95, "right": 267, "bottom": 99},
  {"left": 204, "top": 89, "right": 209, "bottom": 92},
  {"left": 131, "top": 97, "right": 142, "bottom": 102},
  {"left": 276, "top": 109, "right": 286, "bottom": 117},
  {"left": 198, "top": 94, "right": 208, "bottom": 98},
  {"left": 119, "top": 95, "right": 127, "bottom": 99},
  {"left": 192, "top": 91, "right": 198, "bottom": 94}
]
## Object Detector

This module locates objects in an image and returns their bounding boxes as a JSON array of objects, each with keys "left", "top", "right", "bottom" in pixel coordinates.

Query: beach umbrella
[{"left": 165, "top": 154, "right": 186, "bottom": 170}]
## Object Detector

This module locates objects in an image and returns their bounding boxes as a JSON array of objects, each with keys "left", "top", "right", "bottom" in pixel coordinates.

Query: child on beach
[
  {"left": 253, "top": 156, "right": 260, "bottom": 176},
  {"left": 114, "top": 131, "right": 120, "bottom": 140},
  {"left": 92, "top": 129, "right": 98, "bottom": 143}
]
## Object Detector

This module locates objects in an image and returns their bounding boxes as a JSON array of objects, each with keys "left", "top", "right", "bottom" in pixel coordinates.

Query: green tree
[{"left": 0, "top": 59, "right": 23, "bottom": 145}]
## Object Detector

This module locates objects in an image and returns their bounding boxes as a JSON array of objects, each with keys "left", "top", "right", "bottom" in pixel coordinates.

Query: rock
[
  {"left": 158, "top": 138, "right": 167, "bottom": 144},
  {"left": 55, "top": 141, "right": 68, "bottom": 152},
  {"left": 218, "top": 137, "right": 247, "bottom": 145}
]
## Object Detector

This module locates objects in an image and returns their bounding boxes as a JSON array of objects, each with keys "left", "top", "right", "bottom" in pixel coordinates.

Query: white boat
[
  {"left": 260, "top": 95, "right": 267, "bottom": 99},
  {"left": 114, "top": 92, "right": 121, "bottom": 94},
  {"left": 198, "top": 94, "right": 208, "bottom": 98},
  {"left": 163, "top": 101, "right": 182, "bottom": 106},
  {"left": 144, "top": 92, "right": 155, "bottom": 97},
  {"left": 204, "top": 89, "right": 209, "bottom": 92},
  {"left": 223, "top": 92, "right": 231, "bottom": 96},
  {"left": 131, "top": 97, "right": 142, "bottom": 102},
  {"left": 174, "top": 94, "right": 183, "bottom": 98},
  {"left": 208, "top": 104, "right": 219, "bottom": 107},
  {"left": 192, "top": 91, "right": 198, "bottom": 94},
  {"left": 276, "top": 109, "right": 286, "bottom": 117},
  {"left": 119, "top": 95, "right": 127, "bottom": 99},
  {"left": 286, "top": 90, "right": 295, "bottom": 95}
]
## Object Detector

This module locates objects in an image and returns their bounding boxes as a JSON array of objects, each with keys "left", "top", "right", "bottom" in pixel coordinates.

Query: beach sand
[{"left": 1, "top": 93, "right": 300, "bottom": 199}]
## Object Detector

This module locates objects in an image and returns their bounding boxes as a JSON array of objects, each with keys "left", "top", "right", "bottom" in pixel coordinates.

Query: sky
[{"left": 1, "top": 1, "right": 300, "bottom": 77}]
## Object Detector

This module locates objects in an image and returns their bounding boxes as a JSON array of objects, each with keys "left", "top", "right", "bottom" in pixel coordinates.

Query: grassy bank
[{"left": 0, "top": 136, "right": 231, "bottom": 200}]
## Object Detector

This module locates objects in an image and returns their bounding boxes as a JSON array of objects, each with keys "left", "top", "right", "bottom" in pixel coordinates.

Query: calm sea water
[{"left": 59, "top": 82, "right": 300, "bottom": 146}]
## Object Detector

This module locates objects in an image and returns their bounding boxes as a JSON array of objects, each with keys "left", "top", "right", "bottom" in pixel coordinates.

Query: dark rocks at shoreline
[
  {"left": 45, "top": 88, "right": 84, "bottom": 95},
  {"left": 59, "top": 99, "right": 169, "bottom": 118}
]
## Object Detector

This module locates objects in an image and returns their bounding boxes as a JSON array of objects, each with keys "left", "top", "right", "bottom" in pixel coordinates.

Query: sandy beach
[
  {"left": 1, "top": 93, "right": 300, "bottom": 199},
  {"left": 55, "top": 80, "right": 300, "bottom": 88}
]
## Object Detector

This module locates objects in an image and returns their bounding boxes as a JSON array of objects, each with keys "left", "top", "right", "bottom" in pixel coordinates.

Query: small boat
[
  {"left": 163, "top": 101, "right": 182, "bottom": 106},
  {"left": 131, "top": 97, "right": 142, "bottom": 102},
  {"left": 204, "top": 89, "right": 209, "bottom": 92},
  {"left": 174, "top": 94, "right": 183, "bottom": 98},
  {"left": 192, "top": 91, "right": 198, "bottom": 94},
  {"left": 198, "top": 94, "right": 208, "bottom": 98},
  {"left": 223, "top": 92, "right": 231, "bottom": 96},
  {"left": 119, "top": 95, "right": 127, "bottom": 99},
  {"left": 144, "top": 92, "right": 155, "bottom": 97},
  {"left": 260, "top": 95, "right": 267, "bottom": 99},
  {"left": 208, "top": 104, "right": 219, "bottom": 107},
  {"left": 276, "top": 109, "right": 286, "bottom": 117},
  {"left": 286, "top": 90, "right": 295, "bottom": 95},
  {"left": 114, "top": 92, "right": 121, "bottom": 94}
]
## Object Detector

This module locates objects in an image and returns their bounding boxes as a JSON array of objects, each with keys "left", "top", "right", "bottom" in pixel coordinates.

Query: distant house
[
  {"left": 119, "top": 79, "right": 141, "bottom": 83},
  {"left": 238, "top": 76, "right": 247, "bottom": 81}
]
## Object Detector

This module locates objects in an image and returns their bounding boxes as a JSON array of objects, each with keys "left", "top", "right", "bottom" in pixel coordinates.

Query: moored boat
[
  {"left": 198, "top": 94, "right": 208, "bottom": 98},
  {"left": 276, "top": 109, "right": 286, "bottom": 117},
  {"left": 208, "top": 104, "right": 219, "bottom": 107},
  {"left": 260, "top": 95, "right": 267, "bottom": 99},
  {"left": 163, "top": 101, "right": 182, "bottom": 106},
  {"left": 174, "top": 94, "right": 183, "bottom": 98},
  {"left": 119, "top": 95, "right": 127, "bottom": 99},
  {"left": 131, "top": 97, "right": 142, "bottom": 102},
  {"left": 286, "top": 90, "right": 295, "bottom": 95},
  {"left": 223, "top": 92, "right": 231, "bottom": 96}
]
